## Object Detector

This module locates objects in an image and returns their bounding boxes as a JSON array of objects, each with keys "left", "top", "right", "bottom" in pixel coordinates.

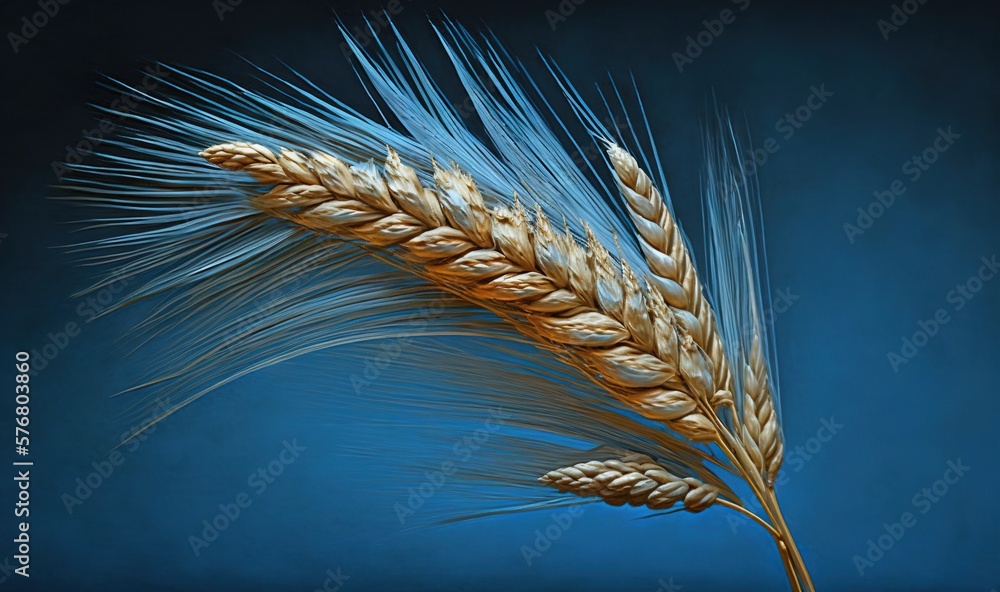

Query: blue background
[{"left": 0, "top": 0, "right": 997, "bottom": 590}]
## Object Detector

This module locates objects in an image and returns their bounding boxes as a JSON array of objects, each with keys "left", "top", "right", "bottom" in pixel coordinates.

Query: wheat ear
[
  {"left": 608, "top": 145, "right": 734, "bottom": 402},
  {"left": 742, "top": 334, "right": 784, "bottom": 483},
  {"left": 606, "top": 146, "right": 806, "bottom": 589},
  {"left": 538, "top": 453, "right": 718, "bottom": 512},
  {"left": 539, "top": 453, "right": 781, "bottom": 537},
  {"left": 607, "top": 144, "right": 783, "bottom": 484},
  {"left": 201, "top": 141, "right": 812, "bottom": 591},
  {"left": 201, "top": 142, "right": 721, "bottom": 442}
]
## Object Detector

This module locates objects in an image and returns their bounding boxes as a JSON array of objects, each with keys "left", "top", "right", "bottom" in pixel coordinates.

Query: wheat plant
[{"left": 65, "top": 19, "right": 814, "bottom": 591}]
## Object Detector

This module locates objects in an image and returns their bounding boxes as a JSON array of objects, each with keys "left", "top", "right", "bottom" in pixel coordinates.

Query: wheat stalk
[{"left": 200, "top": 140, "right": 813, "bottom": 591}]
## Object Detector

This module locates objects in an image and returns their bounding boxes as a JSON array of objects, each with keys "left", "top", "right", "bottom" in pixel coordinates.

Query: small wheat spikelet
[{"left": 64, "top": 19, "right": 813, "bottom": 592}]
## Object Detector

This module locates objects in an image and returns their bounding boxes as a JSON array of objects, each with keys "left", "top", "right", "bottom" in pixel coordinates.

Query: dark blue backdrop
[{"left": 1, "top": 0, "right": 997, "bottom": 590}]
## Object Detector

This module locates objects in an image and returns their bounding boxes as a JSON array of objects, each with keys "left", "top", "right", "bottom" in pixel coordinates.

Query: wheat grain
[
  {"left": 201, "top": 142, "right": 720, "bottom": 442},
  {"left": 538, "top": 453, "right": 718, "bottom": 512},
  {"left": 608, "top": 145, "right": 734, "bottom": 399},
  {"left": 742, "top": 334, "right": 784, "bottom": 482},
  {"left": 609, "top": 144, "right": 784, "bottom": 483}
]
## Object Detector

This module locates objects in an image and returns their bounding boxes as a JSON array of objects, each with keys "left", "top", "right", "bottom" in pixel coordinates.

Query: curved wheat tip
[
  {"left": 742, "top": 334, "right": 784, "bottom": 482},
  {"left": 201, "top": 142, "right": 720, "bottom": 442},
  {"left": 538, "top": 453, "right": 718, "bottom": 512},
  {"left": 606, "top": 144, "right": 734, "bottom": 404}
]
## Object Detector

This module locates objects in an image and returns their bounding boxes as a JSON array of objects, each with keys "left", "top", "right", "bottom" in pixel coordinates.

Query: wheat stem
[
  {"left": 777, "top": 541, "right": 804, "bottom": 592},
  {"left": 716, "top": 499, "right": 800, "bottom": 592},
  {"left": 765, "top": 488, "right": 815, "bottom": 592},
  {"left": 700, "top": 401, "right": 812, "bottom": 592},
  {"left": 715, "top": 499, "right": 777, "bottom": 539}
]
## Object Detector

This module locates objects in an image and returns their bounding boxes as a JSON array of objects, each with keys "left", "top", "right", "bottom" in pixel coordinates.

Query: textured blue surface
[{"left": 0, "top": 0, "right": 997, "bottom": 590}]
